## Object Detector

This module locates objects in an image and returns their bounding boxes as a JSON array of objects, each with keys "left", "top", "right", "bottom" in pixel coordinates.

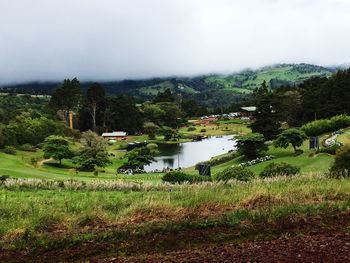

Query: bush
[
  {"left": 200, "top": 128, "right": 207, "bottom": 133},
  {"left": 215, "top": 166, "right": 255, "bottom": 182},
  {"left": 162, "top": 171, "right": 210, "bottom": 184},
  {"left": 3, "top": 146, "right": 17, "bottom": 155},
  {"left": 318, "top": 143, "right": 342, "bottom": 155},
  {"left": 18, "top": 144, "right": 37, "bottom": 152},
  {"left": 329, "top": 145, "right": 350, "bottom": 178},
  {"left": 259, "top": 162, "right": 300, "bottom": 178},
  {"left": 301, "top": 115, "right": 350, "bottom": 136},
  {"left": 187, "top": 126, "right": 196, "bottom": 132},
  {"left": 195, "top": 152, "right": 238, "bottom": 168}
]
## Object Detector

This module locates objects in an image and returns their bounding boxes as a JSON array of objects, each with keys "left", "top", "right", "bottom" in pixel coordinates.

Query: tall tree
[
  {"left": 104, "top": 95, "right": 143, "bottom": 134},
  {"left": 250, "top": 81, "right": 283, "bottom": 140},
  {"left": 49, "top": 78, "right": 82, "bottom": 126},
  {"left": 86, "top": 83, "right": 105, "bottom": 132}
]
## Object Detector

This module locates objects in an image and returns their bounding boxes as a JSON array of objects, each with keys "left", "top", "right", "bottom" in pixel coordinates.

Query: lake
[{"left": 144, "top": 135, "right": 237, "bottom": 172}]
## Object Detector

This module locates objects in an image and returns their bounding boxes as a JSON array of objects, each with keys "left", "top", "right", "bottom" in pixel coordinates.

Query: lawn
[
  {"left": 180, "top": 121, "right": 251, "bottom": 136},
  {"left": 0, "top": 151, "right": 163, "bottom": 182}
]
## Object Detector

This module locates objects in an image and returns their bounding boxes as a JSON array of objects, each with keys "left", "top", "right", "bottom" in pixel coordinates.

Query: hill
[{"left": 0, "top": 63, "right": 335, "bottom": 107}]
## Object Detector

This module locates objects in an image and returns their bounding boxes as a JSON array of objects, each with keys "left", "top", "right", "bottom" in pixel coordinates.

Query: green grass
[
  {"left": 338, "top": 128, "right": 350, "bottom": 145},
  {"left": 204, "top": 64, "right": 332, "bottom": 92},
  {"left": 2, "top": 174, "right": 350, "bottom": 251},
  {"left": 180, "top": 122, "right": 251, "bottom": 136},
  {"left": 185, "top": 137, "right": 334, "bottom": 175}
]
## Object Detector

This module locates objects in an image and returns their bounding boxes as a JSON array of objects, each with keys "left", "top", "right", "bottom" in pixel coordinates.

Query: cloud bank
[{"left": 1, "top": 0, "right": 350, "bottom": 84}]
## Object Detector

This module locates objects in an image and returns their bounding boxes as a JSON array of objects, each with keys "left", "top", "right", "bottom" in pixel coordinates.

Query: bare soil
[{"left": 1, "top": 211, "right": 350, "bottom": 263}]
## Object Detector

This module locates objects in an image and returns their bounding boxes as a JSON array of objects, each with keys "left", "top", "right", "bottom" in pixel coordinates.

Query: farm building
[
  {"left": 239, "top": 106, "right": 256, "bottom": 118},
  {"left": 101, "top": 131, "right": 128, "bottom": 141}
]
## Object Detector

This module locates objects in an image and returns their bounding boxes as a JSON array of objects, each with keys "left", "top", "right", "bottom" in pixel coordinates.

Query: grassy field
[
  {"left": 1, "top": 174, "right": 350, "bottom": 257},
  {"left": 180, "top": 121, "right": 251, "bottom": 136}
]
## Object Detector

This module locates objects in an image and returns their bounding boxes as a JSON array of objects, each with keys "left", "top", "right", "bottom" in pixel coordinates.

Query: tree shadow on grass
[{"left": 43, "top": 162, "right": 74, "bottom": 169}]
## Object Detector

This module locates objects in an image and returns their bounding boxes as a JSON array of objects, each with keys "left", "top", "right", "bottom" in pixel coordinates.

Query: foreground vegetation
[{"left": 1, "top": 173, "right": 350, "bottom": 256}]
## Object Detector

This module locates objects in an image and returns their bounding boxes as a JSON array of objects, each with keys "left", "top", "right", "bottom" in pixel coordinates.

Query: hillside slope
[{"left": 0, "top": 63, "right": 335, "bottom": 107}]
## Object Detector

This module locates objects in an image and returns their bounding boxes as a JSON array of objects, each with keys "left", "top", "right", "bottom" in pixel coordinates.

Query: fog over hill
[
  {"left": 0, "top": 63, "right": 338, "bottom": 107},
  {"left": 1, "top": 0, "right": 350, "bottom": 84}
]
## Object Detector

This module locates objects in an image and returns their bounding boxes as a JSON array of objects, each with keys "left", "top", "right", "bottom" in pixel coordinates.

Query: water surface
[{"left": 144, "top": 135, "right": 236, "bottom": 172}]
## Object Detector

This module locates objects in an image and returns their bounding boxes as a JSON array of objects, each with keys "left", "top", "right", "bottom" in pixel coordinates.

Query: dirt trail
[
  {"left": 37, "top": 158, "right": 53, "bottom": 167},
  {"left": 2, "top": 211, "right": 350, "bottom": 262},
  {"left": 99, "top": 232, "right": 350, "bottom": 262}
]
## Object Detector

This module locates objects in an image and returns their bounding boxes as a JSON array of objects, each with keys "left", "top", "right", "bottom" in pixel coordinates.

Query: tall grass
[{"left": 1, "top": 173, "right": 350, "bottom": 250}]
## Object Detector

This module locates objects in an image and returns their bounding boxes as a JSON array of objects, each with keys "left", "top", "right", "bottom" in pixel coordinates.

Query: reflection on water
[{"left": 144, "top": 135, "right": 236, "bottom": 172}]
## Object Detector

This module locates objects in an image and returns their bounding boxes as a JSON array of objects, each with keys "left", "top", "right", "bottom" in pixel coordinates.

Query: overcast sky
[{"left": 1, "top": 0, "right": 350, "bottom": 84}]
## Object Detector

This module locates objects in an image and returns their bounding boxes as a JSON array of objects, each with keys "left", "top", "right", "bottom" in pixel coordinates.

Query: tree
[
  {"left": 143, "top": 122, "right": 160, "bottom": 140},
  {"left": 42, "top": 136, "right": 73, "bottom": 165},
  {"left": 250, "top": 81, "right": 283, "bottom": 140},
  {"left": 161, "top": 126, "right": 179, "bottom": 141},
  {"left": 74, "top": 131, "right": 111, "bottom": 171},
  {"left": 104, "top": 95, "right": 143, "bottom": 134},
  {"left": 125, "top": 146, "right": 156, "bottom": 168},
  {"left": 153, "top": 88, "right": 174, "bottom": 103},
  {"left": 236, "top": 133, "right": 267, "bottom": 159},
  {"left": 86, "top": 83, "right": 105, "bottom": 132},
  {"left": 274, "top": 128, "right": 307, "bottom": 153},
  {"left": 49, "top": 78, "right": 82, "bottom": 126},
  {"left": 0, "top": 126, "right": 5, "bottom": 148}
]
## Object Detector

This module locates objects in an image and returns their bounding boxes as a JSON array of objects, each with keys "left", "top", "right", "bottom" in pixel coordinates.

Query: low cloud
[{"left": 0, "top": 0, "right": 350, "bottom": 84}]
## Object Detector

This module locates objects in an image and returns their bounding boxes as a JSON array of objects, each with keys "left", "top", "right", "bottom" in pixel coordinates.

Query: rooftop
[{"left": 102, "top": 131, "right": 127, "bottom": 137}]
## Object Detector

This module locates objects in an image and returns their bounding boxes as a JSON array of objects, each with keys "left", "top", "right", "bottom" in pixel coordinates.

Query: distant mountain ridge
[{"left": 0, "top": 63, "right": 337, "bottom": 107}]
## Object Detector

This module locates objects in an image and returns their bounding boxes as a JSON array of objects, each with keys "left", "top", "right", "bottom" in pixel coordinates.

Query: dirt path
[
  {"left": 37, "top": 158, "right": 53, "bottom": 167},
  {"left": 2, "top": 211, "right": 350, "bottom": 262},
  {"left": 99, "top": 232, "right": 350, "bottom": 262}
]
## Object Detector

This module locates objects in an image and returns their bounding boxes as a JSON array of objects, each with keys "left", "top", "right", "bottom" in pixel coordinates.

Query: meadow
[{"left": 1, "top": 173, "right": 350, "bottom": 259}]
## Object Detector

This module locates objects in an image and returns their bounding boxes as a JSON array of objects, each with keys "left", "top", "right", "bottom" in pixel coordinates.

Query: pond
[{"left": 144, "top": 135, "right": 237, "bottom": 172}]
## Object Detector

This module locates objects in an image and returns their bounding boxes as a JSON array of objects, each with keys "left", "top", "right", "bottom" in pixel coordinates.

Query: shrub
[
  {"left": 301, "top": 115, "right": 350, "bottom": 136},
  {"left": 200, "top": 128, "right": 207, "bottom": 133},
  {"left": 187, "top": 126, "right": 196, "bottom": 132},
  {"left": 215, "top": 166, "right": 255, "bottom": 182},
  {"left": 318, "top": 143, "right": 342, "bottom": 155},
  {"left": 18, "top": 144, "right": 37, "bottom": 152},
  {"left": 195, "top": 152, "right": 238, "bottom": 168},
  {"left": 259, "top": 162, "right": 300, "bottom": 178},
  {"left": 3, "top": 146, "right": 17, "bottom": 155},
  {"left": 329, "top": 145, "right": 350, "bottom": 178},
  {"left": 162, "top": 171, "right": 210, "bottom": 184}
]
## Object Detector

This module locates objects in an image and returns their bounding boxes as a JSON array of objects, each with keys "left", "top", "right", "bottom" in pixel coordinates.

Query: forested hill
[{"left": 0, "top": 63, "right": 334, "bottom": 107}]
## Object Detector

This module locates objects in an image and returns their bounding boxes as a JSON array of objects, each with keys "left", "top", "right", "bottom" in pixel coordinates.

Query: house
[
  {"left": 239, "top": 106, "right": 256, "bottom": 118},
  {"left": 101, "top": 131, "right": 128, "bottom": 141}
]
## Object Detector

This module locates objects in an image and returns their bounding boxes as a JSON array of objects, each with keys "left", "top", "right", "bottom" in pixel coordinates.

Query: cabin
[
  {"left": 101, "top": 131, "right": 128, "bottom": 141},
  {"left": 239, "top": 106, "right": 256, "bottom": 119}
]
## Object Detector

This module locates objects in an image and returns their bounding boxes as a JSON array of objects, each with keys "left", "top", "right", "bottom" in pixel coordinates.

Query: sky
[{"left": 1, "top": 0, "right": 350, "bottom": 84}]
